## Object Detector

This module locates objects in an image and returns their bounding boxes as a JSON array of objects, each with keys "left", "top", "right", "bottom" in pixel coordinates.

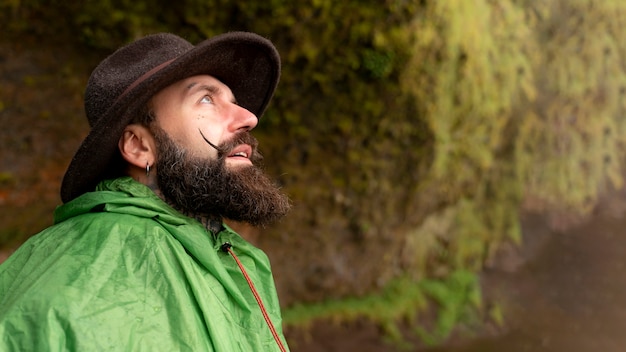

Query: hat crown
[{"left": 84, "top": 34, "right": 193, "bottom": 127}]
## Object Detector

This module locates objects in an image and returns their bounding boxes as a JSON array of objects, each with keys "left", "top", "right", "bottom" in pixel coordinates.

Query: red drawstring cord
[{"left": 221, "top": 242, "right": 287, "bottom": 352}]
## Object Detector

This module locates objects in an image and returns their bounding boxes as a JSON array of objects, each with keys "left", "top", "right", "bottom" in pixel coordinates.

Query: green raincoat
[{"left": 0, "top": 177, "right": 289, "bottom": 351}]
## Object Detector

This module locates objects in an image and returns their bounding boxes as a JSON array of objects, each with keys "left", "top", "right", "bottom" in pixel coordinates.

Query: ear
[{"left": 118, "top": 124, "right": 157, "bottom": 173}]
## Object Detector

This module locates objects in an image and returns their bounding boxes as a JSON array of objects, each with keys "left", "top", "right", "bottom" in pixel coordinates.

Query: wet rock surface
[{"left": 291, "top": 189, "right": 626, "bottom": 351}]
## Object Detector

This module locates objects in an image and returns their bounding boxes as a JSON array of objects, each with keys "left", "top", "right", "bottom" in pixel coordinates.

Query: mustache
[
  {"left": 198, "top": 129, "right": 261, "bottom": 161},
  {"left": 199, "top": 129, "right": 220, "bottom": 151}
]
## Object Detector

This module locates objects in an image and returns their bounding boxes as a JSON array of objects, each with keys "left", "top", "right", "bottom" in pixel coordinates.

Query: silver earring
[{"left": 146, "top": 163, "right": 151, "bottom": 177}]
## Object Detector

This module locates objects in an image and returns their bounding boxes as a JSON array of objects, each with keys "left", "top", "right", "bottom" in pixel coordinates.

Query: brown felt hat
[{"left": 61, "top": 32, "right": 280, "bottom": 203}]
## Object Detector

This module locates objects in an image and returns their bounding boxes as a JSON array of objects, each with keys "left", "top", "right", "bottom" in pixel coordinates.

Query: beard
[{"left": 151, "top": 125, "right": 291, "bottom": 227}]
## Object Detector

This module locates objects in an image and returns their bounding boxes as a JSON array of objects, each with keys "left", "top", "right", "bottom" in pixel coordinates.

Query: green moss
[
  {"left": 284, "top": 271, "right": 481, "bottom": 346},
  {"left": 0, "top": 172, "right": 14, "bottom": 186}
]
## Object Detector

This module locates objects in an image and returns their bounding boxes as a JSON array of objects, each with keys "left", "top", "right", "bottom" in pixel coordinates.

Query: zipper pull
[{"left": 220, "top": 242, "right": 232, "bottom": 253}]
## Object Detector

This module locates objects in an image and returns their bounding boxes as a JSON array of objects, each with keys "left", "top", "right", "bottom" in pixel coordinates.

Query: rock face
[
  {"left": 286, "top": 193, "right": 626, "bottom": 351},
  {"left": 0, "top": 41, "right": 90, "bottom": 248},
  {"left": 5, "top": 24, "right": 626, "bottom": 350}
]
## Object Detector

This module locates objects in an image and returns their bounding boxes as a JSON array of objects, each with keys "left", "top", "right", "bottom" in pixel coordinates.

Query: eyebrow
[{"left": 186, "top": 82, "right": 238, "bottom": 104}]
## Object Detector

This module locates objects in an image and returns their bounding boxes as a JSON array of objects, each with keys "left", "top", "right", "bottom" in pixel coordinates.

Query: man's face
[
  {"left": 148, "top": 75, "right": 290, "bottom": 226},
  {"left": 151, "top": 75, "right": 259, "bottom": 169}
]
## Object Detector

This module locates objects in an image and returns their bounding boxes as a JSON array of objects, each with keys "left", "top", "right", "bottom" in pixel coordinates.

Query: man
[{"left": 0, "top": 32, "right": 291, "bottom": 351}]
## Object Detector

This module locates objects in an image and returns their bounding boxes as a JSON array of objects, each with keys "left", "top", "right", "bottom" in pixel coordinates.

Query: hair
[{"left": 131, "top": 101, "right": 157, "bottom": 127}]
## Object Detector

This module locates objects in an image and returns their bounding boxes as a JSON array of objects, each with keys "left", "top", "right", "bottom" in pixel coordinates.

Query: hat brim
[{"left": 61, "top": 32, "right": 280, "bottom": 203}]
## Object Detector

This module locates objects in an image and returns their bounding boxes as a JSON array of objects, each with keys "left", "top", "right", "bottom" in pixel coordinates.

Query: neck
[
  {"left": 168, "top": 199, "right": 225, "bottom": 234},
  {"left": 188, "top": 213, "right": 224, "bottom": 234}
]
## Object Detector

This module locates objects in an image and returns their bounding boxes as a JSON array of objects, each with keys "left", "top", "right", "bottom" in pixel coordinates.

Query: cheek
[
  {"left": 165, "top": 112, "right": 226, "bottom": 156},
  {"left": 188, "top": 129, "right": 222, "bottom": 158},
  {"left": 196, "top": 120, "right": 228, "bottom": 145}
]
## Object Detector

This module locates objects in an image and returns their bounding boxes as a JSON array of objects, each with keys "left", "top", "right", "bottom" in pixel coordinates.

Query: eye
[{"left": 200, "top": 95, "right": 213, "bottom": 104}]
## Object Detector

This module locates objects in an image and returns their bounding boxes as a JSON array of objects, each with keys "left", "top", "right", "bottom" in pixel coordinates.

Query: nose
[{"left": 230, "top": 103, "right": 258, "bottom": 132}]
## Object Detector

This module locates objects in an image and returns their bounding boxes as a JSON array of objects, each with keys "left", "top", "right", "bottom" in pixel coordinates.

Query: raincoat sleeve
[{"left": 0, "top": 215, "right": 206, "bottom": 352}]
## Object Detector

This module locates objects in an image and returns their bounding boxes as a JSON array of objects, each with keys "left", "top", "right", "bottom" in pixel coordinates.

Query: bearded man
[{"left": 0, "top": 32, "right": 291, "bottom": 351}]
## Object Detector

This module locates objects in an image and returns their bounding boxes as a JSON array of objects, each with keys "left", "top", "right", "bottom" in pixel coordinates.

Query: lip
[{"left": 226, "top": 144, "right": 253, "bottom": 164}]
